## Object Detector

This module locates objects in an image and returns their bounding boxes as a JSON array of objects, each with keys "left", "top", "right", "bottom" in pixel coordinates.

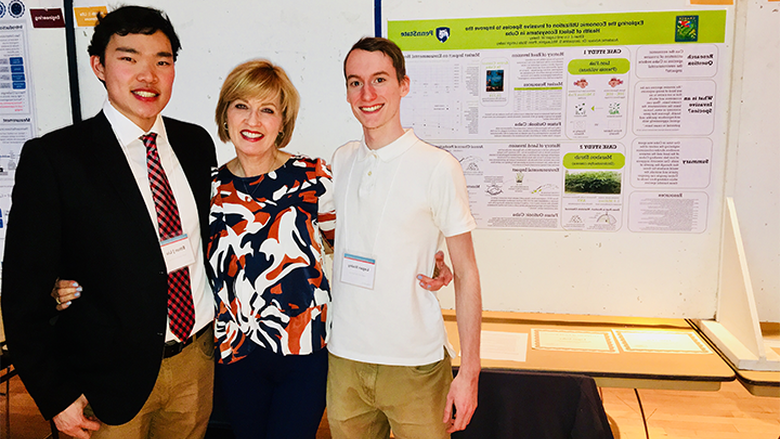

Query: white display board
[
  {"left": 0, "top": 0, "right": 71, "bottom": 261},
  {"left": 727, "top": 1, "right": 780, "bottom": 322},
  {"left": 16, "top": 0, "right": 773, "bottom": 320},
  {"left": 383, "top": 1, "right": 738, "bottom": 318}
]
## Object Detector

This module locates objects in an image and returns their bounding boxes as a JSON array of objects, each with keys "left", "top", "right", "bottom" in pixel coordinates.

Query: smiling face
[
  {"left": 226, "top": 94, "right": 284, "bottom": 162},
  {"left": 91, "top": 31, "right": 175, "bottom": 132},
  {"left": 345, "top": 49, "right": 410, "bottom": 149}
]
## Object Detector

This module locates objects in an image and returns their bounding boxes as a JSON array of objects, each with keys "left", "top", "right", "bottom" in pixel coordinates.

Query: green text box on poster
[
  {"left": 563, "top": 153, "right": 626, "bottom": 169},
  {"left": 568, "top": 58, "right": 630, "bottom": 75}
]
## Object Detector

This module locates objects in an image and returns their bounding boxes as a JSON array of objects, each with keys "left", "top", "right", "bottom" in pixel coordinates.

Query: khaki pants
[
  {"left": 87, "top": 327, "right": 215, "bottom": 439},
  {"left": 327, "top": 353, "right": 452, "bottom": 439}
]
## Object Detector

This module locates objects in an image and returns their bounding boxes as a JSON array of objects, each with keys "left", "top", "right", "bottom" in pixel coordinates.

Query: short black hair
[
  {"left": 344, "top": 37, "right": 406, "bottom": 84},
  {"left": 88, "top": 5, "right": 181, "bottom": 65}
]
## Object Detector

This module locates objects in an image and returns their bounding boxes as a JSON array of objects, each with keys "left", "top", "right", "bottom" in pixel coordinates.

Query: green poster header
[{"left": 388, "top": 10, "right": 726, "bottom": 51}]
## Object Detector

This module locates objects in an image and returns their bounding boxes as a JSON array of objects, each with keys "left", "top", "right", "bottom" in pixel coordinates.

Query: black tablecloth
[{"left": 452, "top": 369, "right": 614, "bottom": 439}]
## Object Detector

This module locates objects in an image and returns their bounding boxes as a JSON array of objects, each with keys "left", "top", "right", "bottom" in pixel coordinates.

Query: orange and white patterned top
[{"left": 207, "top": 155, "right": 335, "bottom": 363}]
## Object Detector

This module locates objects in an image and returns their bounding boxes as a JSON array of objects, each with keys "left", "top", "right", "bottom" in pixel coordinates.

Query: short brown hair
[
  {"left": 344, "top": 37, "right": 406, "bottom": 84},
  {"left": 215, "top": 59, "right": 300, "bottom": 148}
]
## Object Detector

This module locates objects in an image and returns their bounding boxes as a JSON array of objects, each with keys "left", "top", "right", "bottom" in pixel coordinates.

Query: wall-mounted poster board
[{"left": 382, "top": 1, "right": 736, "bottom": 317}]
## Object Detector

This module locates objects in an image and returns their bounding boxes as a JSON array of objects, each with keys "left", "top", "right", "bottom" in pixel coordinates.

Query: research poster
[
  {"left": 0, "top": 20, "right": 36, "bottom": 255},
  {"left": 388, "top": 10, "right": 727, "bottom": 233}
]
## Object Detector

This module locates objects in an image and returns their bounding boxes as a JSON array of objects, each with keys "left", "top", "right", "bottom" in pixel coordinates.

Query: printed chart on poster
[
  {"left": 0, "top": 18, "right": 36, "bottom": 256},
  {"left": 388, "top": 10, "right": 726, "bottom": 233}
]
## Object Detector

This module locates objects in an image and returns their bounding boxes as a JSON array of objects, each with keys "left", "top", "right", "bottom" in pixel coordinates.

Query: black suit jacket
[{"left": 1, "top": 112, "right": 216, "bottom": 424}]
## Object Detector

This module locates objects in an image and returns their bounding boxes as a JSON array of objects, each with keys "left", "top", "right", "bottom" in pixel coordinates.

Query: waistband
[{"left": 163, "top": 324, "right": 211, "bottom": 359}]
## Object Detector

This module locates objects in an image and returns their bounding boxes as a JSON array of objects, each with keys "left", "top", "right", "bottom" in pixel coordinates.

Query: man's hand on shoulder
[
  {"left": 443, "top": 369, "right": 479, "bottom": 433},
  {"left": 53, "top": 395, "right": 101, "bottom": 439}
]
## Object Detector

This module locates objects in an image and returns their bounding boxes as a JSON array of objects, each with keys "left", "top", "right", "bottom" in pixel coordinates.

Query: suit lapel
[{"left": 85, "top": 112, "right": 160, "bottom": 236}]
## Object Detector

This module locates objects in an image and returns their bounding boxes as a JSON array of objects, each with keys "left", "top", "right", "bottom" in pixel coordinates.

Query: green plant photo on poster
[{"left": 564, "top": 170, "right": 622, "bottom": 194}]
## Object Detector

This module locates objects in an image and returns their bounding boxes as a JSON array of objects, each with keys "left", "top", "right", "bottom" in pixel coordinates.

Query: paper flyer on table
[
  {"left": 613, "top": 329, "right": 713, "bottom": 354},
  {"left": 532, "top": 328, "right": 619, "bottom": 353},
  {"left": 473, "top": 330, "right": 529, "bottom": 362}
]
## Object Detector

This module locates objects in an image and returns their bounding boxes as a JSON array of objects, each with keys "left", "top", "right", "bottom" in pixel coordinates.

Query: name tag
[
  {"left": 161, "top": 234, "right": 196, "bottom": 273},
  {"left": 340, "top": 253, "right": 376, "bottom": 289}
]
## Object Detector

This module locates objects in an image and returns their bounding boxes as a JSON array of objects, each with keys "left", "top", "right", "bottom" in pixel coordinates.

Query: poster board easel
[{"left": 695, "top": 198, "right": 780, "bottom": 371}]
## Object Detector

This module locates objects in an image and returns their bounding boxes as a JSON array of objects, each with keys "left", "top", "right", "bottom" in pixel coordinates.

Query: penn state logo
[{"left": 436, "top": 27, "right": 450, "bottom": 43}]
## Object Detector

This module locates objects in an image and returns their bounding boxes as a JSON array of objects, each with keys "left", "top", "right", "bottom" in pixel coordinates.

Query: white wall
[{"left": 73, "top": 0, "right": 373, "bottom": 165}]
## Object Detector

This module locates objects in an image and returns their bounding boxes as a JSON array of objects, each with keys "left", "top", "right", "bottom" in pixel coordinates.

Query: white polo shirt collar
[{"left": 357, "top": 128, "right": 417, "bottom": 163}]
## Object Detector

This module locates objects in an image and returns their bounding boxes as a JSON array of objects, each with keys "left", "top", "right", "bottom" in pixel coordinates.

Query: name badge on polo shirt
[
  {"left": 161, "top": 234, "right": 196, "bottom": 273},
  {"left": 340, "top": 252, "right": 376, "bottom": 289}
]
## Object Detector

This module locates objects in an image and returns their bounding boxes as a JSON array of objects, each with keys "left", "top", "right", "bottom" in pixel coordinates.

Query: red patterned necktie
[{"left": 141, "top": 133, "right": 195, "bottom": 342}]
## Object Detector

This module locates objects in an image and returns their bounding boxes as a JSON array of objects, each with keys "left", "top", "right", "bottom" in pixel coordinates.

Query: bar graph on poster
[{"left": 389, "top": 10, "right": 727, "bottom": 233}]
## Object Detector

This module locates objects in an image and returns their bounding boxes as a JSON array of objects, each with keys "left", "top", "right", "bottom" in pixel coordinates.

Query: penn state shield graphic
[{"left": 436, "top": 27, "right": 450, "bottom": 43}]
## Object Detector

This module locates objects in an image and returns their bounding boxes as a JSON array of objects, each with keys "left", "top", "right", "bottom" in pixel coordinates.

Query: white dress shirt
[{"left": 103, "top": 100, "right": 214, "bottom": 342}]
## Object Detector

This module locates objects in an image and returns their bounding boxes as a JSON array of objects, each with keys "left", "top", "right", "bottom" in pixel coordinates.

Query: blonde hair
[{"left": 215, "top": 59, "right": 300, "bottom": 148}]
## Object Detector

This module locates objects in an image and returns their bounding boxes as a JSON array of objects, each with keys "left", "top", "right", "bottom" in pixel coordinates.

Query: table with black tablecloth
[{"left": 453, "top": 368, "right": 613, "bottom": 439}]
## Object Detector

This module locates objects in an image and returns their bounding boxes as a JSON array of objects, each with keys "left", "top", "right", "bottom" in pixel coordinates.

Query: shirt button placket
[{"left": 360, "top": 153, "right": 378, "bottom": 198}]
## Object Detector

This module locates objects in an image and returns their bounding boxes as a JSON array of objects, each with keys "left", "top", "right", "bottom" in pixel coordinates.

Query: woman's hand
[
  {"left": 52, "top": 279, "right": 82, "bottom": 311},
  {"left": 417, "top": 251, "right": 453, "bottom": 292}
]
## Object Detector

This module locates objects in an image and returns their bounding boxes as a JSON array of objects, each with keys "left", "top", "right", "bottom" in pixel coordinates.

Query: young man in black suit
[{"left": 1, "top": 6, "right": 216, "bottom": 438}]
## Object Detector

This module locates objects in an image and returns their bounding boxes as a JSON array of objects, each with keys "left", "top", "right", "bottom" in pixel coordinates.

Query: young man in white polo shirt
[{"left": 327, "top": 37, "right": 482, "bottom": 439}]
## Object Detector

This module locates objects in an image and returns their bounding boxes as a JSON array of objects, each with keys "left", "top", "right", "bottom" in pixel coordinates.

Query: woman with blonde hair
[{"left": 208, "top": 59, "right": 334, "bottom": 439}]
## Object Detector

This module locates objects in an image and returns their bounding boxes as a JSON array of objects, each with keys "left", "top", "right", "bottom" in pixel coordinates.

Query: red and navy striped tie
[{"left": 141, "top": 133, "right": 195, "bottom": 342}]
